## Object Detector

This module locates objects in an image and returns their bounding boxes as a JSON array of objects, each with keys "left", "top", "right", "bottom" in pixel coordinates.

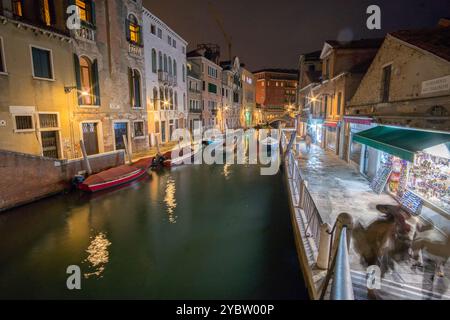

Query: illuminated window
[
  {"left": 41, "top": 0, "right": 52, "bottom": 26},
  {"left": 127, "top": 14, "right": 141, "bottom": 45},
  {"left": 80, "top": 57, "right": 93, "bottom": 105},
  {"left": 12, "top": 0, "right": 23, "bottom": 17},
  {"left": 76, "top": 0, "right": 94, "bottom": 25}
]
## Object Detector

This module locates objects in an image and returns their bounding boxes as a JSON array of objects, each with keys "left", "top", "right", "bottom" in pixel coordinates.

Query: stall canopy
[{"left": 353, "top": 126, "right": 450, "bottom": 162}]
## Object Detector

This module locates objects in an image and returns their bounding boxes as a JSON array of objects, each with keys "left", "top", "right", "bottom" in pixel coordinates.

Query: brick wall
[{"left": 0, "top": 150, "right": 125, "bottom": 212}]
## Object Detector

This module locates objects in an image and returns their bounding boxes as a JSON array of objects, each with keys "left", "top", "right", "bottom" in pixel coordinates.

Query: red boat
[{"left": 78, "top": 157, "right": 153, "bottom": 193}]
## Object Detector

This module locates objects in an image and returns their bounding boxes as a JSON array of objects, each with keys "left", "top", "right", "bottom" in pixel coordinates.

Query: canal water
[{"left": 0, "top": 162, "right": 308, "bottom": 299}]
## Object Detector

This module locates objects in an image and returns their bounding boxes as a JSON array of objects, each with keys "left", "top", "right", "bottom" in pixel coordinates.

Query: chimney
[{"left": 438, "top": 18, "right": 450, "bottom": 28}]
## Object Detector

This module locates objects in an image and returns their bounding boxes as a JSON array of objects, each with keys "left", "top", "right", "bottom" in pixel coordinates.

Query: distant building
[
  {"left": 297, "top": 51, "right": 322, "bottom": 136},
  {"left": 220, "top": 57, "right": 242, "bottom": 130},
  {"left": 306, "top": 39, "right": 383, "bottom": 157},
  {"left": 187, "top": 59, "right": 202, "bottom": 135},
  {"left": 241, "top": 67, "right": 256, "bottom": 128},
  {"left": 143, "top": 8, "right": 188, "bottom": 146},
  {"left": 188, "top": 46, "right": 223, "bottom": 130},
  {"left": 254, "top": 69, "right": 298, "bottom": 123}
]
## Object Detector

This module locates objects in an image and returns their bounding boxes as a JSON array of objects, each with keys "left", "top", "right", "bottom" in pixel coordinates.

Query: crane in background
[{"left": 207, "top": 1, "right": 233, "bottom": 61}]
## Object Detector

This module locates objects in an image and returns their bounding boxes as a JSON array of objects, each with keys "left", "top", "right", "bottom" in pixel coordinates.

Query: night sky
[{"left": 143, "top": 0, "right": 449, "bottom": 71}]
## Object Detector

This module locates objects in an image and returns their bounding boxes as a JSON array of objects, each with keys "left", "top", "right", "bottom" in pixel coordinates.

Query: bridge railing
[{"left": 281, "top": 130, "right": 354, "bottom": 300}]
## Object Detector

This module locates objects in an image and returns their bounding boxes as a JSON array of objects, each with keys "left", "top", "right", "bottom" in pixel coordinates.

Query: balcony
[
  {"left": 158, "top": 70, "right": 169, "bottom": 84},
  {"left": 128, "top": 42, "right": 143, "bottom": 57},
  {"left": 189, "top": 107, "right": 202, "bottom": 114},
  {"left": 73, "top": 25, "right": 96, "bottom": 42}
]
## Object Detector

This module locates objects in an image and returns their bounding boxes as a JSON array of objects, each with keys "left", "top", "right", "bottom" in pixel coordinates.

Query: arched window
[
  {"left": 182, "top": 64, "right": 186, "bottom": 83},
  {"left": 164, "top": 87, "right": 169, "bottom": 109},
  {"left": 174, "top": 92, "right": 178, "bottom": 109},
  {"left": 168, "top": 88, "right": 173, "bottom": 109},
  {"left": 153, "top": 87, "right": 158, "bottom": 110},
  {"left": 127, "top": 14, "right": 141, "bottom": 46},
  {"left": 173, "top": 60, "right": 177, "bottom": 78},
  {"left": 128, "top": 68, "right": 141, "bottom": 108},
  {"left": 159, "top": 87, "right": 164, "bottom": 109},
  {"left": 168, "top": 57, "right": 172, "bottom": 76},
  {"left": 158, "top": 51, "right": 162, "bottom": 71},
  {"left": 79, "top": 56, "right": 93, "bottom": 105},
  {"left": 151, "top": 49, "right": 157, "bottom": 73},
  {"left": 163, "top": 54, "right": 168, "bottom": 72}
]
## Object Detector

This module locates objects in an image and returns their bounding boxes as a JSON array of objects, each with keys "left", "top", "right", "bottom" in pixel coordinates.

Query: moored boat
[
  {"left": 162, "top": 147, "right": 198, "bottom": 167},
  {"left": 78, "top": 157, "right": 153, "bottom": 193}
]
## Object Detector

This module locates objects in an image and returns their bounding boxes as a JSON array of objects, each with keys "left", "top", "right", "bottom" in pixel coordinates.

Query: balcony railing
[
  {"left": 128, "top": 42, "right": 143, "bottom": 57},
  {"left": 189, "top": 108, "right": 202, "bottom": 114},
  {"left": 73, "top": 25, "right": 96, "bottom": 42}
]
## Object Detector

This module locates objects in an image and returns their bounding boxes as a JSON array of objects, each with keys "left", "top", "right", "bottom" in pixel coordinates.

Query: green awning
[{"left": 353, "top": 126, "right": 450, "bottom": 162}]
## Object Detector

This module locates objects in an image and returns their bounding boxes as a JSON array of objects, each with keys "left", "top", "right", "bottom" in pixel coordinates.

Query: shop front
[
  {"left": 309, "top": 119, "right": 324, "bottom": 146},
  {"left": 344, "top": 117, "right": 376, "bottom": 168},
  {"left": 324, "top": 122, "right": 339, "bottom": 153},
  {"left": 353, "top": 125, "right": 450, "bottom": 216}
]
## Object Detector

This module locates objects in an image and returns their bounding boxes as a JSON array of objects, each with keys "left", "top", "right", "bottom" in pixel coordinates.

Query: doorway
[
  {"left": 82, "top": 122, "right": 99, "bottom": 156},
  {"left": 114, "top": 122, "right": 129, "bottom": 151}
]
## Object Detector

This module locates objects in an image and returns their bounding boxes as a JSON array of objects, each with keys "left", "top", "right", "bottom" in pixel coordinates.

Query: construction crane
[{"left": 207, "top": 1, "right": 233, "bottom": 61}]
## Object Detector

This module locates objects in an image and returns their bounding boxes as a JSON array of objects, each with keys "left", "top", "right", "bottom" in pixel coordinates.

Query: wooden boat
[
  {"left": 162, "top": 147, "right": 198, "bottom": 167},
  {"left": 78, "top": 157, "right": 153, "bottom": 193}
]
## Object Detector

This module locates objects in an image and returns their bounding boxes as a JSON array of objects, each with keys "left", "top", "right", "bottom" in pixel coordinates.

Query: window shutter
[
  {"left": 73, "top": 54, "right": 83, "bottom": 105},
  {"left": 91, "top": 0, "right": 96, "bottom": 26},
  {"left": 128, "top": 67, "right": 134, "bottom": 107},
  {"left": 125, "top": 19, "right": 131, "bottom": 42},
  {"left": 92, "top": 59, "right": 101, "bottom": 105}
]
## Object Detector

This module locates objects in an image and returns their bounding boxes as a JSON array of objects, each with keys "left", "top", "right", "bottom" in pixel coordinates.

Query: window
[
  {"left": 182, "top": 46, "right": 185, "bottom": 54},
  {"left": 0, "top": 37, "right": 6, "bottom": 73},
  {"left": 157, "top": 28, "right": 162, "bottom": 39},
  {"left": 12, "top": 0, "right": 23, "bottom": 17},
  {"left": 208, "top": 83, "right": 217, "bottom": 94},
  {"left": 168, "top": 35, "right": 172, "bottom": 46},
  {"left": 41, "top": 0, "right": 54, "bottom": 26},
  {"left": 31, "top": 46, "right": 53, "bottom": 80},
  {"left": 174, "top": 92, "right": 178, "bottom": 108},
  {"left": 381, "top": 65, "right": 392, "bottom": 103},
  {"left": 337, "top": 92, "right": 342, "bottom": 115},
  {"left": 129, "top": 68, "right": 142, "bottom": 108},
  {"left": 208, "top": 66, "right": 218, "bottom": 78},
  {"left": 14, "top": 115, "right": 34, "bottom": 132},
  {"left": 158, "top": 51, "right": 162, "bottom": 71},
  {"left": 172, "top": 39, "right": 177, "bottom": 48},
  {"left": 325, "top": 59, "right": 330, "bottom": 79},
  {"left": 182, "top": 65, "right": 185, "bottom": 82},
  {"left": 76, "top": 0, "right": 95, "bottom": 25},
  {"left": 133, "top": 121, "right": 145, "bottom": 138},
  {"left": 127, "top": 14, "right": 141, "bottom": 46},
  {"left": 163, "top": 54, "right": 167, "bottom": 72},
  {"left": 173, "top": 60, "right": 177, "bottom": 78},
  {"left": 168, "top": 57, "right": 172, "bottom": 75},
  {"left": 39, "top": 113, "right": 58, "bottom": 129},
  {"left": 153, "top": 87, "right": 158, "bottom": 110},
  {"left": 74, "top": 56, "right": 100, "bottom": 106},
  {"left": 151, "top": 49, "right": 157, "bottom": 73},
  {"left": 150, "top": 24, "right": 156, "bottom": 35}
]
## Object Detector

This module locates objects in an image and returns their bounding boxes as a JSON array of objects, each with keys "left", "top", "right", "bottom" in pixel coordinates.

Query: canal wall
[{"left": 0, "top": 149, "right": 125, "bottom": 212}]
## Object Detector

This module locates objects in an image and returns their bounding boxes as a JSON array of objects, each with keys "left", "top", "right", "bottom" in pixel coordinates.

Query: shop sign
[{"left": 421, "top": 75, "right": 450, "bottom": 95}]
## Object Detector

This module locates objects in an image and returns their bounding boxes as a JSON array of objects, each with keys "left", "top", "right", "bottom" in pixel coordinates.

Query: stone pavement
[{"left": 292, "top": 141, "right": 450, "bottom": 300}]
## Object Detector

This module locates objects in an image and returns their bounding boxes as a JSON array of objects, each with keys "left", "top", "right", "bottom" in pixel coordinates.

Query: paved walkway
[{"left": 293, "top": 141, "right": 450, "bottom": 300}]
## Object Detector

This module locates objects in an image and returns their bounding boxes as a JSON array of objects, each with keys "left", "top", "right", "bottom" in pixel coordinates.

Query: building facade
[
  {"left": 143, "top": 8, "right": 187, "bottom": 146},
  {"left": 0, "top": 0, "right": 152, "bottom": 160},
  {"left": 241, "top": 67, "right": 256, "bottom": 128},
  {"left": 187, "top": 48, "right": 223, "bottom": 130},
  {"left": 220, "top": 57, "right": 242, "bottom": 130},
  {"left": 187, "top": 59, "right": 202, "bottom": 135},
  {"left": 297, "top": 51, "right": 322, "bottom": 137},
  {"left": 304, "top": 39, "right": 382, "bottom": 157},
  {"left": 0, "top": 0, "right": 74, "bottom": 159},
  {"left": 254, "top": 69, "right": 298, "bottom": 123},
  {"left": 345, "top": 23, "right": 450, "bottom": 217}
]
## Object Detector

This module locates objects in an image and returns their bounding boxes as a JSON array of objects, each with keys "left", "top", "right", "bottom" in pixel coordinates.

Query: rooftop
[
  {"left": 325, "top": 38, "right": 384, "bottom": 50},
  {"left": 253, "top": 68, "right": 298, "bottom": 75},
  {"left": 390, "top": 26, "right": 450, "bottom": 62}
]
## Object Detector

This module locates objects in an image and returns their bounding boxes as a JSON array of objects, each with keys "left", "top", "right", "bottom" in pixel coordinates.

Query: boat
[
  {"left": 162, "top": 146, "right": 199, "bottom": 167},
  {"left": 78, "top": 157, "right": 153, "bottom": 193}
]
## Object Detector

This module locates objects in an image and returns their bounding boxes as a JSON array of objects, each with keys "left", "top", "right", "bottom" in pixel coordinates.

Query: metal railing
[{"left": 281, "top": 130, "right": 354, "bottom": 300}]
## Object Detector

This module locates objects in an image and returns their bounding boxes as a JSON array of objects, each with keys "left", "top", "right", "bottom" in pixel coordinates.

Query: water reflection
[
  {"left": 222, "top": 164, "right": 231, "bottom": 179},
  {"left": 83, "top": 232, "right": 111, "bottom": 279},
  {"left": 164, "top": 177, "right": 177, "bottom": 224}
]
